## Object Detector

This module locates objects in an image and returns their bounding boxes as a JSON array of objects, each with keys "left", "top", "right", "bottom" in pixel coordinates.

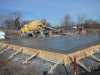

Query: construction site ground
[{"left": 0, "top": 32, "right": 100, "bottom": 75}]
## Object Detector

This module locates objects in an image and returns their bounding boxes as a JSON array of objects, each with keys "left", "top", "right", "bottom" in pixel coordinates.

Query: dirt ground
[
  {"left": 0, "top": 58, "right": 100, "bottom": 75},
  {"left": 0, "top": 59, "right": 41, "bottom": 75},
  {"left": 0, "top": 54, "right": 42, "bottom": 75}
]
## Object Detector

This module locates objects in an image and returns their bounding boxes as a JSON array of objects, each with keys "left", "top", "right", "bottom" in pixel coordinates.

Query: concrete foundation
[{"left": 0, "top": 42, "right": 100, "bottom": 75}]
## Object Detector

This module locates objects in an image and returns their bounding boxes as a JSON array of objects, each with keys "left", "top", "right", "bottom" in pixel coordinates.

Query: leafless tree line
[
  {"left": 0, "top": 12, "right": 100, "bottom": 30},
  {"left": 0, "top": 11, "right": 21, "bottom": 30}
]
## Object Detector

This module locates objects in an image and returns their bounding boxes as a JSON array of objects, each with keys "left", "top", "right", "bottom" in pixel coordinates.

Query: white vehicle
[{"left": 0, "top": 31, "right": 5, "bottom": 40}]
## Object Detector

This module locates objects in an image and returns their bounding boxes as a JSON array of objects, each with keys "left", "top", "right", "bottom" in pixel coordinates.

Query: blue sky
[{"left": 0, "top": 0, "right": 100, "bottom": 25}]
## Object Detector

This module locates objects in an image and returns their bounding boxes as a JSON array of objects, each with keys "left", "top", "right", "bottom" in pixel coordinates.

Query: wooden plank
[
  {"left": 48, "top": 62, "right": 61, "bottom": 74},
  {"left": 91, "top": 55, "right": 100, "bottom": 62},
  {"left": 8, "top": 50, "right": 21, "bottom": 59},
  {"left": 0, "top": 48, "right": 9, "bottom": 54},
  {"left": 77, "top": 61, "right": 91, "bottom": 72},
  {"left": 22, "top": 52, "right": 39, "bottom": 64}
]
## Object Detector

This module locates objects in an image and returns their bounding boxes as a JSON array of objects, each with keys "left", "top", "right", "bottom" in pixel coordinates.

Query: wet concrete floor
[{"left": 7, "top": 33, "right": 100, "bottom": 54}]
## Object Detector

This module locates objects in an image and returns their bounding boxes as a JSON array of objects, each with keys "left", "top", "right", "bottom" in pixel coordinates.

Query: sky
[{"left": 0, "top": 0, "right": 100, "bottom": 25}]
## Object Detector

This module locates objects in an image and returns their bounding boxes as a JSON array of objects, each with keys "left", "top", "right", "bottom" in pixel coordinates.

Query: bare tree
[
  {"left": 3, "top": 11, "right": 21, "bottom": 30},
  {"left": 77, "top": 15, "right": 86, "bottom": 25},
  {"left": 77, "top": 15, "right": 100, "bottom": 29},
  {"left": 0, "top": 15, "right": 8, "bottom": 28},
  {"left": 60, "top": 14, "right": 71, "bottom": 32},
  {"left": 84, "top": 19, "right": 100, "bottom": 29},
  {"left": 62, "top": 15, "right": 71, "bottom": 26}
]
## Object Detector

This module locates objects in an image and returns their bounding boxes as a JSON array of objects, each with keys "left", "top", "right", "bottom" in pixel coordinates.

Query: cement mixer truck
[{"left": 20, "top": 20, "right": 49, "bottom": 38}]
